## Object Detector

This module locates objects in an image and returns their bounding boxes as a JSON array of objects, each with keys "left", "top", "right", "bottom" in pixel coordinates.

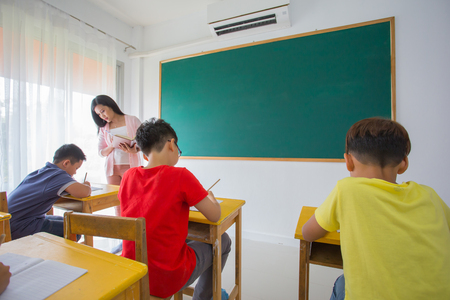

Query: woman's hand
[
  {"left": 118, "top": 143, "right": 139, "bottom": 154},
  {"left": 101, "top": 145, "right": 115, "bottom": 157}
]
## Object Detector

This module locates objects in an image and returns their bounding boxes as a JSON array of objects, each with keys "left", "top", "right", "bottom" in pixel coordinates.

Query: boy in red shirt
[{"left": 119, "top": 118, "right": 231, "bottom": 299}]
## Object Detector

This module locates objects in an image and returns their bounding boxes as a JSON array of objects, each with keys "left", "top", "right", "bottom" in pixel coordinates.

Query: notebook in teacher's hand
[
  {"left": 111, "top": 134, "right": 136, "bottom": 147},
  {"left": 0, "top": 252, "right": 87, "bottom": 300},
  {"left": 114, "top": 134, "right": 135, "bottom": 141}
]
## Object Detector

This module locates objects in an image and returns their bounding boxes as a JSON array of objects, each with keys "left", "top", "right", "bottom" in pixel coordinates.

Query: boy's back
[
  {"left": 9, "top": 162, "right": 76, "bottom": 239},
  {"left": 315, "top": 176, "right": 450, "bottom": 299},
  {"left": 119, "top": 164, "right": 208, "bottom": 297}
]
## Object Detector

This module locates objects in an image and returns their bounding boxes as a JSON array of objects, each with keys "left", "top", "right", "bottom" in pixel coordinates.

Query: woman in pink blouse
[{"left": 91, "top": 95, "right": 143, "bottom": 190}]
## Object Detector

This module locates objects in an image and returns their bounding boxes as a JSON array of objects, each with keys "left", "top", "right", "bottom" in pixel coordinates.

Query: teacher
[{"left": 91, "top": 95, "right": 143, "bottom": 194}]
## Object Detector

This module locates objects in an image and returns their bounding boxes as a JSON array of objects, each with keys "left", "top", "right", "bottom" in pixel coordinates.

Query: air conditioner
[{"left": 207, "top": 0, "right": 290, "bottom": 38}]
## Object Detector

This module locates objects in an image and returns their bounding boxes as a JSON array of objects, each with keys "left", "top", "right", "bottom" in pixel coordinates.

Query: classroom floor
[{"left": 96, "top": 234, "right": 343, "bottom": 300}]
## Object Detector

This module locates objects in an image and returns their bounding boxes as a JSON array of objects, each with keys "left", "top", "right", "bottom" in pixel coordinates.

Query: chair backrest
[
  {"left": 0, "top": 192, "right": 12, "bottom": 242},
  {"left": 63, "top": 212, "right": 150, "bottom": 300}
]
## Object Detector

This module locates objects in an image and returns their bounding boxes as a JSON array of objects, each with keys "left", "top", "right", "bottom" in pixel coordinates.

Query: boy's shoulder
[
  {"left": 26, "top": 162, "right": 68, "bottom": 181},
  {"left": 124, "top": 165, "right": 190, "bottom": 178},
  {"left": 336, "top": 177, "right": 442, "bottom": 202}
]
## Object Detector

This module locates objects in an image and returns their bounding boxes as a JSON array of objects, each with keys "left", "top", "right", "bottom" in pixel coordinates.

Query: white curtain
[{"left": 0, "top": 0, "right": 117, "bottom": 192}]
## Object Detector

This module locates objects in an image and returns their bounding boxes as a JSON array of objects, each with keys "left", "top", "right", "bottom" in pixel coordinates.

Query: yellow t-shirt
[{"left": 315, "top": 177, "right": 450, "bottom": 300}]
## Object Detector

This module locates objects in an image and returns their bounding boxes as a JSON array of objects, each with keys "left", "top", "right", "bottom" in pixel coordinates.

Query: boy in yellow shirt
[{"left": 302, "top": 117, "right": 450, "bottom": 299}]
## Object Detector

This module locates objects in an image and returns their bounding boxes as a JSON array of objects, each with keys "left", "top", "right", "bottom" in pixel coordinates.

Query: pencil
[
  {"left": 83, "top": 172, "right": 88, "bottom": 183},
  {"left": 207, "top": 179, "right": 220, "bottom": 191}
]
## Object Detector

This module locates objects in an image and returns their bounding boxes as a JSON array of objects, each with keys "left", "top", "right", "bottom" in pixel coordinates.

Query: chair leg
[{"left": 173, "top": 291, "right": 183, "bottom": 300}]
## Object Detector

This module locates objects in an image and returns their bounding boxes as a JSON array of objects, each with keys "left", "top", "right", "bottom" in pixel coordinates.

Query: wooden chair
[
  {"left": 63, "top": 212, "right": 183, "bottom": 300},
  {"left": 0, "top": 192, "right": 12, "bottom": 242}
]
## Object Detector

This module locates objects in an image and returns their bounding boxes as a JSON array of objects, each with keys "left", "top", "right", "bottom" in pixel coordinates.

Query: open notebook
[{"left": 0, "top": 253, "right": 87, "bottom": 300}]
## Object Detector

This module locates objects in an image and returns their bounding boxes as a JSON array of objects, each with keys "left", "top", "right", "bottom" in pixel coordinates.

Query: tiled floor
[{"left": 96, "top": 234, "right": 342, "bottom": 300}]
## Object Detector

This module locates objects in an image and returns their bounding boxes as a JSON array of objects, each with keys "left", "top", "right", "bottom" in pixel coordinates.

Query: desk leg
[
  {"left": 235, "top": 209, "right": 242, "bottom": 300},
  {"left": 212, "top": 225, "right": 222, "bottom": 300},
  {"left": 299, "top": 240, "right": 310, "bottom": 300},
  {"left": 82, "top": 201, "right": 94, "bottom": 247}
]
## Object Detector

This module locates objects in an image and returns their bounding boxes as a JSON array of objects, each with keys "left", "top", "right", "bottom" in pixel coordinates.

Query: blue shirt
[{"left": 8, "top": 162, "right": 76, "bottom": 239}]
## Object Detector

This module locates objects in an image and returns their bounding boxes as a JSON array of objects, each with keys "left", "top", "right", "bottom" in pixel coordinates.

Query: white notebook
[{"left": 0, "top": 253, "right": 87, "bottom": 300}]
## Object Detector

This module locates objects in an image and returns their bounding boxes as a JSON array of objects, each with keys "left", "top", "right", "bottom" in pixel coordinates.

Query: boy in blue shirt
[
  {"left": 302, "top": 118, "right": 450, "bottom": 299},
  {"left": 8, "top": 144, "right": 91, "bottom": 240}
]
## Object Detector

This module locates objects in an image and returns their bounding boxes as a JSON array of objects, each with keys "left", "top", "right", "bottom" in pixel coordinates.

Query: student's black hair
[
  {"left": 135, "top": 118, "right": 178, "bottom": 156},
  {"left": 90, "top": 95, "right": 125, "bottom": 128},
  {"left": 53, "top": 144, "right": 86, "bottom": 165},
  {"left": 346, "top": 117, "right": 411, "bottom": 168}
]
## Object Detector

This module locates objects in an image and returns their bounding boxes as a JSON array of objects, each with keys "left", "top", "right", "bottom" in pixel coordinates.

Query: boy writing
[
  {"left": 302, "top": 117, "right": 450, "bottom": 299},
  {"left": 119, "top": 118, "right": 231, "bottom": 299},
  {"left": 8, "top": 144, "right": 91, "bottom": 240}
]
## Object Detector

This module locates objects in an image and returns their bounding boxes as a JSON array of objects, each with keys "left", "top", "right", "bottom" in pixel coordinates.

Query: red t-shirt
[{"left": 119, "top": 165, "right": 208, "bottom": 298}]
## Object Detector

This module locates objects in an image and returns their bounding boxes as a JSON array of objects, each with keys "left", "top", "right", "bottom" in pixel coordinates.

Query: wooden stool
[{"left": 294, "top": 206, "right": 342, "bottom": 300}]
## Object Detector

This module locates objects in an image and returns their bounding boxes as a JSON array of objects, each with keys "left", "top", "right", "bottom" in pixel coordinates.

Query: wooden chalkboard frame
[{"left": 159, "top": 17, "right": 395, "bottom": 162}]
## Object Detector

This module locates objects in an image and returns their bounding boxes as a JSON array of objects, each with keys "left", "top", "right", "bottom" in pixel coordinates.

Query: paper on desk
[
  {"left": 190, "top": 200, "right": 223, "bottom": 212},
  {"left": 91, "top": 186, "right": 102, "bottom": 192},
  {"left": 0, "top": 253, "right": 87, "bottom": 300}
]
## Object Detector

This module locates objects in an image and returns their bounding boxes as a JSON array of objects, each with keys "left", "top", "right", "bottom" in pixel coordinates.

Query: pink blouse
[{"left": 98, "top": 115, "right": 143, "bottom": 176}]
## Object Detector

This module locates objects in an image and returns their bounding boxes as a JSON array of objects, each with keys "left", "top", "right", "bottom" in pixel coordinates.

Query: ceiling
[{"left": 85, "top": 0, "right": 223, "bottom": 27}]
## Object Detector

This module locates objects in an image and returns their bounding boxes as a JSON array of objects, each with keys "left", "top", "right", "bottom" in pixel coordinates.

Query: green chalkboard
[{"left": 160, "top": 18, "right": 395, "bottom": 161}]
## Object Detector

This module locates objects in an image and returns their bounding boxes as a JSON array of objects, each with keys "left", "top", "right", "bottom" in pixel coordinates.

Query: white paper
[{"left": 0, "top": 253, "right": 87, "bottom": 300}]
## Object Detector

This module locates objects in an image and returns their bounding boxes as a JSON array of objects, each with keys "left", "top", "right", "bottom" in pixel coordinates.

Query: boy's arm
[
  {"left": 65, "top": 181, "right": 91, "bottom": 198},
  {"left": 302, "top": 214, "right": 329, "bottom": 242},
  {"left": 194, "top": 191, "right": 221, "bottom": 222}
]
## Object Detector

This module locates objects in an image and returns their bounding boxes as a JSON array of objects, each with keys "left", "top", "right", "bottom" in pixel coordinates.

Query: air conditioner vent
[
  {"left": 214, "top": 14, "right": 277, "bottom": 36},
  {"left": 207, "top": 1, "right": 290, "bottom": 39}
]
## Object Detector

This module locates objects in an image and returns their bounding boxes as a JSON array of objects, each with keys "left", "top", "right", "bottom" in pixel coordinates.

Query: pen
[
  {"left": 207, "top": 179, "right": 220, "bottom": 191},
  {"left": 83, "top": 172, "right": 87, "bottom": 183}
]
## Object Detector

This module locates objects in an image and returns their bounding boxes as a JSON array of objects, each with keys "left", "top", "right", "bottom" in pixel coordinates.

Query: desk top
[
  {"left": 294, "top": 206, "right": 340, "bottom": 245},
  {"left": 62, "top": 183, "right": 119, "bottom": 201},
  {"left": 0, "top": 232, "right": 147, "bottom": 299},
  {"left": 189, "top": 198, "right": 245, "bottom": 225}
]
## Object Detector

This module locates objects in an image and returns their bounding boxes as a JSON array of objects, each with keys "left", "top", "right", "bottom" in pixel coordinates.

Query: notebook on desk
[{"left": 0, "top": 253, "right": 87, "bottom": 300}]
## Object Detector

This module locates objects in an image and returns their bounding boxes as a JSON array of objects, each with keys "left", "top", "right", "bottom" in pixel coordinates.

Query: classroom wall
[{"left": 135, "top": 0, "right": 450, "bottom": 246}]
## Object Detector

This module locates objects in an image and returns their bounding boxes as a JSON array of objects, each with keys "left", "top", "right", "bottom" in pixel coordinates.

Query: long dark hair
[{"left": 91, "top": 95, "right": 125, "bottom": 128}]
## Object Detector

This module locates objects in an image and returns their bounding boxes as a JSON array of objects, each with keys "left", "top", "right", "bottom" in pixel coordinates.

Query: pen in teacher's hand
[
  {"left": 83, "top": 173, "right": 87, "bottom": 183},
  {"left": 207, "top": 179, "right": 220, "bottom": 191}
]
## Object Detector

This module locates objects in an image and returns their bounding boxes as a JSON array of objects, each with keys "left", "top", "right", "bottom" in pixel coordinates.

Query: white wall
[{"left": 135, "top": 0, "right": 450, "bottom": 246}]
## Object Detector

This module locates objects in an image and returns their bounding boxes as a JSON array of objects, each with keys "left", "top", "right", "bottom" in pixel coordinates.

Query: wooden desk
[
  {"left": 186, "top": 198, "right": 245, "bottom": 300},
  {"left": 52, "top": 183, "right": 120, "bottom": 246},
  {"left": 294, "top": 206, "right": 342, "bottom": 300},
  {"left": 0, "top": 232, "right": 147, "bottom": 299}
]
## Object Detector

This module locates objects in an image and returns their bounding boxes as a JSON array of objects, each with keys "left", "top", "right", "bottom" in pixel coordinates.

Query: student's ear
[
  {"left": 397, "top": 156, "right": 409, "bottom": 174},
  {"left": 167, "top": 139, "right": 176, "bottom": 154},
  {"left": 61, "top": 159, "right": 71, "bottom": 168},
  {"left": 344, "top": 153, "right": 354, "bottom": 172}
]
